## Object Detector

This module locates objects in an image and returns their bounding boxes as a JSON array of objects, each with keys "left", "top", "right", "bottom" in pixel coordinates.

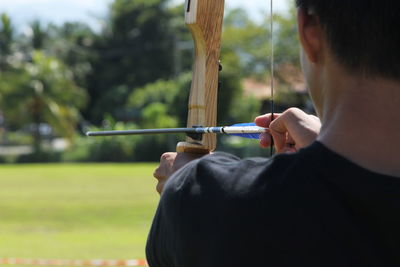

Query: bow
[{"left": 176, "top": 0, "right": 225, "bottom": 154}]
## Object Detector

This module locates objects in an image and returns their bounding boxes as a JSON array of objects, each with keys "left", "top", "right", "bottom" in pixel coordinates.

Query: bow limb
[{"left": 176, "top": 0, "right": 225, "bottom": 154}]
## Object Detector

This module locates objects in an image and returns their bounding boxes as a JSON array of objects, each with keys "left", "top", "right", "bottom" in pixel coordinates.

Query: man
[{"left": 147, "top": 0, "right": 400, "bottom": 266}]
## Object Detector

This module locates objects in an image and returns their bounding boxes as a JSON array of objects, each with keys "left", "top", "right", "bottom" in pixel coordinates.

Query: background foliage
[{"left": 0, "top": 0, "right": 307, "bottom": 162}]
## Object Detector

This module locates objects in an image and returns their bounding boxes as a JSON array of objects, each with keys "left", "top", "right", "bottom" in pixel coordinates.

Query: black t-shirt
[{"left": 146, "top": 142, "right": 400, "bottom": 267}]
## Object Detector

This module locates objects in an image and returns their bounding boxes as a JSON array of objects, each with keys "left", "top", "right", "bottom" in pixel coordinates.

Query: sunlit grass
[{"left": 0, "top": 164, "right": 159, "bottom": 260}]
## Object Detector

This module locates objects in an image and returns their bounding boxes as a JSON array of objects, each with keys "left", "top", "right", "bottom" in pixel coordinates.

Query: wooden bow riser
[{"left": 176, "top": 0, "right": 225, "bottom": 154}]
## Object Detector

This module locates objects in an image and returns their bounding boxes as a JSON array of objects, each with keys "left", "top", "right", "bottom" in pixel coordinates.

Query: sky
[
  {"left": 0, "top": 0, "right": 113, "bottom": 32},
  {"left": 0, "top": 0, "right": 291, "bottom": 32}
]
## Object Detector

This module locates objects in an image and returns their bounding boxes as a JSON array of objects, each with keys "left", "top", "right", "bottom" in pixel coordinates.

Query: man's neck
[{"left": 318, "top": 72, "right": 400, "bottom": 177}]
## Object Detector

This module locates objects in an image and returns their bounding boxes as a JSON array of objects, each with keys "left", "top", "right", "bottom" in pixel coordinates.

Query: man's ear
[{"left": 297, "top": 8, "right": 323, "bottom": 63}]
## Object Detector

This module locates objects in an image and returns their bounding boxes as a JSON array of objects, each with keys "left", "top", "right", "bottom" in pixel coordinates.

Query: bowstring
[{"left": 270, "top": 0, "right": 275, "bottom": 156}]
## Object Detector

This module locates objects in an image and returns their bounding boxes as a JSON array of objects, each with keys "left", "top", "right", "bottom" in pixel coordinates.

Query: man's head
[{"left": 295, "top": 0, "right": 400, "bottom": 114}]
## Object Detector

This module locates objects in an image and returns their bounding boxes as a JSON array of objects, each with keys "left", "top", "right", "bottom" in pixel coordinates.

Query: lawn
[{"left": 0, "top": 163, "right": 159, "bottom": 262}]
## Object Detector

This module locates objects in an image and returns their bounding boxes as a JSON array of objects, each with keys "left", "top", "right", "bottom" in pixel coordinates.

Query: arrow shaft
[{"left": 86, "top": 126, "right": 267, "bottom": 137}]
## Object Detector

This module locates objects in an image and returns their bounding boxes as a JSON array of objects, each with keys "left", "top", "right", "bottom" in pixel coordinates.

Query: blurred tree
[
  {"left": 85, "top": 0, "right": 175, "bottom": 123},
  {"left": 274, "top": 7, "right": 300, "bottom": 67},
  {"left": 47, "top": 22, "right": 95, "bottom": 88},
  {"left": 0, "top": 13, "right": 15, "bottom": 71},
  {"left": 168, "top": 3, "right": 193, "bottom": 76},
  {"left": 126, "top": 73, "right": 187, "bottom": 126},
  {"left": 222, "top": 4, "right": 304, "bottom": 115},
  {"left": 0, "top": 51, "right": 87, "bottom": 151},
  {"left": 223, "top": 8, "right": 271, "bottom": 80},
  {"left": 30, "top": 20, "right": 48, "bottom": 50},
  {"left": 222, "top": 5, "right": 300, "bottom": 81}
]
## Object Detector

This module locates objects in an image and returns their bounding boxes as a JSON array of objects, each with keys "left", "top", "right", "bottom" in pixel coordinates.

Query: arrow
[{"left": 86, "top": 123, "right": 267, "bottom": 140}]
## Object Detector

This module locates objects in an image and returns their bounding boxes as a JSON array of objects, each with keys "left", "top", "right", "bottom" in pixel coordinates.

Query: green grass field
[{"left": 0, "top": 163, "right": 159, "bottom": 261}]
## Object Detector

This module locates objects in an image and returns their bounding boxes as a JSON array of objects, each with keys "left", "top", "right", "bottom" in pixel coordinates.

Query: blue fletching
[{"left": 229, "top": 123, "right": 261, "bottom": 140}]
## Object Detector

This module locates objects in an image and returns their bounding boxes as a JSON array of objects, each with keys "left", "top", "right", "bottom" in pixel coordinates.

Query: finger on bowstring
[
  {"left": 259, "top": 132, "right": 273, "bottom": 148},
  {"left": 269, "top": 117, "right": 290, "bottom": 153},
  {"left": 255, "top": 113, "right": 281, "bottom": 128},
  {"left": 269, "top": 129, "right": 287, "bottom": 153}
]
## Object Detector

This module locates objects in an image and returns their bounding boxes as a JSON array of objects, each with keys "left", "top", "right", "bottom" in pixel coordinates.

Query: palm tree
[{"left": 0, "top": 51, "right": 87, "bottom": 152}]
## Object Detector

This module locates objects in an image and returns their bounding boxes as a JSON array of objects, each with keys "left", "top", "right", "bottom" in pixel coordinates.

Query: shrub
[{"left": 15, "top": 150, "right": 62, "bottom": 163}]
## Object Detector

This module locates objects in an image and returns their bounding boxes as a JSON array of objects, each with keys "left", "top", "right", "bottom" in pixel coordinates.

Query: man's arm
[{"left": 153, "top": 108, "right": 321, "bottom": 195}]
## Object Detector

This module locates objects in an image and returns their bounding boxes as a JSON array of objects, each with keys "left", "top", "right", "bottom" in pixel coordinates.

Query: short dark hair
[{"left": 295, "top": 0, "right": 400, "bottom": 80}]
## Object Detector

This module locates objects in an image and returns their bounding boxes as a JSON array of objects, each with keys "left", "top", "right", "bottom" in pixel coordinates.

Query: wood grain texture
[{"left": 177, "top": 0, "right": 225, "bottom": 154}]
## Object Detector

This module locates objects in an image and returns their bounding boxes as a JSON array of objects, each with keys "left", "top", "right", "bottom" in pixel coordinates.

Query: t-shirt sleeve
[
  {"left": 145, "top": 152, "right": 270, "bottom": 267},
  {"left": 145, "top": 155, "right": 199, "bottom": 267}
]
